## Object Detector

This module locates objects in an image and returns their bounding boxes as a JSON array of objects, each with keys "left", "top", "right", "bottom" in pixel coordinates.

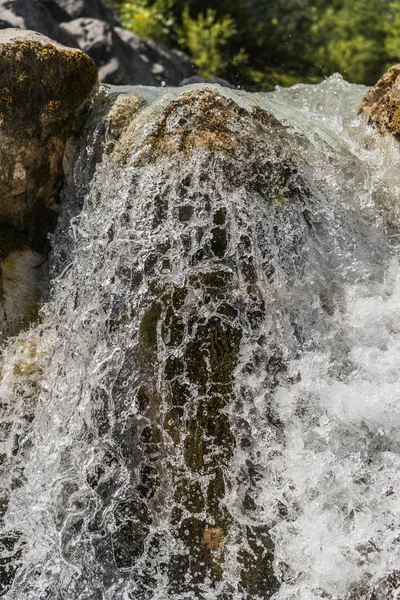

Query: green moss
[
  {"left": 178, "top": 205, "right": 194, "bottom": 221},
  {"left": 107, "top": 94, "right": 146, "bottom": 143},
  {"left": 139, "top": 300, "right": 162, "bottom": 362},
  {"left": 174, "top": 478, "right": 205, "bottom": 514},
  {"left": 0, "top": 40, "right": 97, "bottom": 137},
  {"left": 189, "top": 270, "right": 233, "bottom": 291},
  {"left": 217, "top": 302, "right": 238, "bottom": 320},
  {"left": 121, "top": 89, "right": 286, "bottom": 165},
  {"left": 162, "top": 307, "right": 185, "bottom": 347},
  {"left": 210, "top": 226, "right": 228, "bottom": 258},
  {"left": 238, "top": 525, "right": 279, "bottom": 599}
]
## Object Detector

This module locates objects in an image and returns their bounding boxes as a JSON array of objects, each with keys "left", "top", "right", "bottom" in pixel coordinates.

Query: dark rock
[
  {"left": 59, "top": 17, "right": 113, "bottom": 66},
  {"left": 49, "top": 0, "right": 117, "bottom": 23},
  {"left": 59, "top": 19, "right": 194, "bottom": 85},
  {"left": 0, "top": 0, "right": 196, "bottom": 86},
  {"left": 113, "top": 26, "right": 195, "bottom": 85},
  {"left": 0, "top": 0, "right": 79, "bottom": 47}
]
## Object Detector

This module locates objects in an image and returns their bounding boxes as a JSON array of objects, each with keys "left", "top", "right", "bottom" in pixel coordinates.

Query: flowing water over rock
[{"left": 1, "top": 74, "right": 400, "bottom": 599}]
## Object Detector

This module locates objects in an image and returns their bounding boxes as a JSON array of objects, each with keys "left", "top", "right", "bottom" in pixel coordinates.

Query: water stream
[{"left": 1, "top": 75, "right": 400, "bottom": 599}]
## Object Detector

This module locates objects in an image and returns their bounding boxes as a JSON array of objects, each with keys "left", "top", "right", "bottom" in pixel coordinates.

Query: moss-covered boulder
[
  {"left": 0, "top": 29, "right": 97, "bottom": 337},
  {"left": 358, "top": 64, "right": 400, "bottom": 137}
]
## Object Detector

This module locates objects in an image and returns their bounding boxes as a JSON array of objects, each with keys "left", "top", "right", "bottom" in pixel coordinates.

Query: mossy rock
[
  {"left": 96, "top": 86, "right": 308, "bottom": 596},
  {"left": 0, "top": 29, "right": 97, "bottom": 338},
  {"left": 115, "top": 88, "right": 287, "bottom": 166},
  {"left": 0, "top": 29, "right": 98, "bottom": 138},
  {"left": 0, "top": 29, "right": 97, "bottom": 234}
]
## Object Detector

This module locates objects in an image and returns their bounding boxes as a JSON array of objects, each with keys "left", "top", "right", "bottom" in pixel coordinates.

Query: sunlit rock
[
  {"left": 359, "top": 64, "right": 400, "bottom": 137},
  {"left": 0, "top": 28, "right": 97, "bottom": 337}
]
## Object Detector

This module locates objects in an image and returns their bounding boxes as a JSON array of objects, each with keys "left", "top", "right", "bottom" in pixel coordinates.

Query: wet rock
[
  {"left": 78, "top": 85, "right": 307, "bottom": 597},
  {"left": 359, "top": 64, "right": 400, "bottom": 137},
  {"left": 0, "top": 251, "right": 48, "bottom": 338},
  {"left": 346, "top": 571, "right": 400, "bottom": 600},
  {"left": 0, "top": 28, "right": 97, "bottom": 336},
  {"left": 115, "top": 87, "right": 290, "bottom": 168}
]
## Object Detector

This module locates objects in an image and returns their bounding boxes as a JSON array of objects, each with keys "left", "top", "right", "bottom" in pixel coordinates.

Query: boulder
[
  {"left": 358, "top": 64, "right": 400, "bottom": 137},
  {"left": 0, "top": 28, "right": 97, "bottom": 336},
  {"left": 48, "top": 0, "right": 117, "bottom": 22},
  {"left": 0, "top": 0, "right": 196, "bottom": 86},
  {"left": 60, "top": 18, "right": 195, "bottom": 85}
]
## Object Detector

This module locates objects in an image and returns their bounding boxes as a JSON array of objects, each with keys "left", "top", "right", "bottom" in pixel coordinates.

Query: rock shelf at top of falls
[{"left": 0, "top": 28, "right": 97, "bottom": 338}]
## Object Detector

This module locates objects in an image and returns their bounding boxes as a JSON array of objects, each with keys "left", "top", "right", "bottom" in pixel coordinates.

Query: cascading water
[{"left": 0, "top": 74, "right": 399, "bottom": 600}]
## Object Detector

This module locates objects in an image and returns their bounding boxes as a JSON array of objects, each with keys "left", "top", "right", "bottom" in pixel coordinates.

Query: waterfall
[{"left": 1, "top": 74, "right": 400, "bottom": 600}]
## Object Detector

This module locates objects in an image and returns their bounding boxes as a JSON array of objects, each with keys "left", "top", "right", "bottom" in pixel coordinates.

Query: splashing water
[{"left": 1, "top": 74, "right": 400, "bottom": 599}]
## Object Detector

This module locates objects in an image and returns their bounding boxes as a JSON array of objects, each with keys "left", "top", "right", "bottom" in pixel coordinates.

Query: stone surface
[
  {"left": 0, "top": 28, "right": 97, "bottom": 337},
  {"left": 0, "top": 0, "right": 196, "bottom": 86},
  {"left": 359, "top": 64, "right": 400, "bottom": 136}
]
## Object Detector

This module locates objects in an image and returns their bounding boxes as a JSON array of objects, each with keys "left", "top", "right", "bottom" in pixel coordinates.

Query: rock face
[
  {"left": 0, "top": 0, "right": 196, "bottom": 86},
  {"left": 0, "top": 28, "right": 97, "bottom": 336},
  {"left": 359, "top": 64, "right": 400, "bottom": 136}
]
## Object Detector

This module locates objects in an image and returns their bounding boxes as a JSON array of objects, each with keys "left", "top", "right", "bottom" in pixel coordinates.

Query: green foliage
[
  {"left": 385, "top": 1, "right": 400, "bottom": 62},
  {"left": 115, "top": 0, "right": 400, "bottom": 90},
  {"left": 311, "top": 0, "right": 389, "bottom": 85},
  {"left": 118, "top": 0, "right": 176, "bottom": 44},
  {"left": 178, "top": 8, "right": 244, "bottom": 77}
]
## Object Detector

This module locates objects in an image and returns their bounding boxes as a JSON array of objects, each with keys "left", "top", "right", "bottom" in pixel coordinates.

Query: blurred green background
[{"left": 106, "top": 0, "right": 400, "bottom": 90}]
